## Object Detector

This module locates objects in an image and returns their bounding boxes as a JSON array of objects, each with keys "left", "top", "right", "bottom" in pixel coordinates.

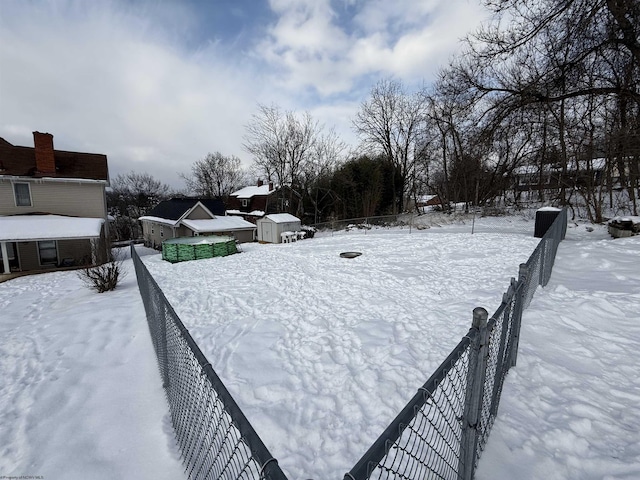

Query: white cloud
[
  {"left": 0, "top": 0, "right": 488, "bottom": 189},
  {"left": 259, "top": 0, "right": 486, "bottom": 96},
  {"left": 0, "top": 1, "right": 263, "bottom": 188}
]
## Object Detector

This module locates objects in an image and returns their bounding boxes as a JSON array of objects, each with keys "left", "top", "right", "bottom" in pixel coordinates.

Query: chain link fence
[
  {"left": 311, "top": 208, "right": 539, "bottom": 236},
  {"left": 132, "top": 246, "right": 288, "bottom": 480},
  {"left": 133, "top": 208, "right": 567, "bottom": 480},
  {"left": 345, "top": 336, "right": 474, "bottom": 480},
  {"left": 344, "top": 208, "right": 568, "bottom": 480}
]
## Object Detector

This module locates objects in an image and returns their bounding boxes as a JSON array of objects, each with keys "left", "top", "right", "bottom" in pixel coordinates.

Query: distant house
[
  {"left": 415, "top": 195, "right": 441, "bottom": 210},
  {"left": 226, "top": 180, "right": 277, "bottom": 220},
  {"left": 256, "top": 214, "right": 302, "bottom": 244},
  {"left": 139, "top": 198, "right": 256, "bottom": 247},
  {"left": 0, "top": 132, "right": 110, "bottom": 277},
  {"left": 227, "top": 180, "right": 302, "bottom": 221},
  {"left": 512, "top": 158, "right": 608, "bottom": 192}
]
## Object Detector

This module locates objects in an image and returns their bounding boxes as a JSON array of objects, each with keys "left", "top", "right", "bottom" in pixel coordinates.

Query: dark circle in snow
[{"left": 340, "top": 251, "right": 362, "bottom": 258}]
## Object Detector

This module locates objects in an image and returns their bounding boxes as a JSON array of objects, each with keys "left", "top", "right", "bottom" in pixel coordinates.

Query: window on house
[
  {"left": 151, "top": 225, "right": 155, "bottom": 235},
  {"left": 160, "top": 226, "right": 164, "bottom": 237},
  {"left": 14, "top": 183, "right": 32, "bottom": 206},
  {"left": 241, "top": 199, "right": 248, "bottom": 208},
  {"left": 38, "top": 240, "right": 58, "bottom": 266}
]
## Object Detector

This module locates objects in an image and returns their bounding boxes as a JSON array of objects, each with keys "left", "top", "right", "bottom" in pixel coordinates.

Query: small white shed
[{"left": 256, "top": 214, "right": 302, "bottom": 243}]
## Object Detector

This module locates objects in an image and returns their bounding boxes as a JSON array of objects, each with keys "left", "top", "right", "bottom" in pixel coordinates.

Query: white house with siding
[{"left": 0, "top": 132, "right": 110, "bottom": 278}]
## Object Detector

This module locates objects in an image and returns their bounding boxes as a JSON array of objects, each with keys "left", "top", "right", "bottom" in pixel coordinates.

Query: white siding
[
  {"left": 0, "top": 178, "right": 106, "bottom": 218},
  {"left": 185, "top": 204, "right": 211, "bottom": 220}
]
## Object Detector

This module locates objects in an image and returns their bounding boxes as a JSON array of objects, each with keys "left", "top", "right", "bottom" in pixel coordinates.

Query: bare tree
[
  {"left": 244, "top": 104, "right": 343, "bottom": 215},
  {"left": 299, "top": 127, "right": 346, "bottom": 223},
  {"left": 353, "top": 78, "right": 428, "bottom": 213},
  {"left": 107, "top": 171, "right": 172, "bottom": 240},
  {"left": 444, "top": 0, "right": 640, "bottom": 213},
  {"left": 181, "top": 152, "right": 244, "bottom": 201}
]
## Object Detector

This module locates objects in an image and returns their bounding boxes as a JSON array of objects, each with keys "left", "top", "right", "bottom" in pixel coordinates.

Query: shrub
[{"left": 77, "top": 250, "right": 126, "bottom": 293}]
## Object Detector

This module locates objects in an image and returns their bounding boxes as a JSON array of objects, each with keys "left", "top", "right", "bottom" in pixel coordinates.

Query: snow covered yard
[
  {"left": 477, "top": 229, "right": 640, "bottom": 480},
  {"left": 142, "top": 227, "right": 541, "bottom": 479},
  {"left": 0, "top": 249, "right": 184, "bottom": 480},
  {"left": 2, "top": 218, "right": 637, "bottom": 480}
]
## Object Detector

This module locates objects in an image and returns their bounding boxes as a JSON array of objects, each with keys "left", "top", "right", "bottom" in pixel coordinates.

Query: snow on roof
[
  {"left": 226, "top": 209, "right": 265, "bottom": 217},
  {"left": 138, "top": 216, "right": 178, "bottom": 227},
  {"left": 512, "top": 164, "right": 539, "bottom": 175},
  {"left": 513, "top": 158, "right": 607, "bottom": 175},
  {"left": 0, "top": 215, "right": 104, "bottom": 242},
  {"left": 264, "top": 213, "right": 300, "bottom": 224},
  {"left": 417, "top": 195, "right": 438, "bottom": 202},
  {"left": 568, "top": 158, "right": 607, "bottom": 171},
  {"left": 231, "top": 184, "right": 276, "bottom": 199},
  {"left": 181, "top": 217, "right": 256, "bottom": 233}
]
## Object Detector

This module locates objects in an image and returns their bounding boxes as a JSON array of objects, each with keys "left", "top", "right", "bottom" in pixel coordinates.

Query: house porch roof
[{"left": 0, "top": 215, "right": 104, "bottom": 242}]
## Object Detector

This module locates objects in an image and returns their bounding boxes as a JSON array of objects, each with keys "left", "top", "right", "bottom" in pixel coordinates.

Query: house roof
[
  {"left": 0, "top": 137, "right": 109, "bottom": 182},
  {"left": 181, "top": 217, "right": 256, "bottom": 233},
  {"left": 145, "top": 198, "right": 225, "bottom": 221},
  {"left": 231, "top": 184, "right": 277, "bottom": 199},
  {"left": 136, "top": 215, "right": 178, "bottom": 227},
  {"left": 513, "top": 158, "right": 607, "bottom": 175},
  {"left": 263, "top": 213, "right": 301, "bottom": 224},
  {"left": 0, "top": 215, "right": 104, "bottom": 242},
  {"left": 417, "top": 195, "right": 439, "bottom": 203}
]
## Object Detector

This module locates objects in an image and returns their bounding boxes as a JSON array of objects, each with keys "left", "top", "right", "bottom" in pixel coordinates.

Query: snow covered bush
[
  {"left": 301, "top": 225, "right": 316, "bottom": 239},
  {"left": 77, "top": 250, "right": 126, "bottom": 293}
]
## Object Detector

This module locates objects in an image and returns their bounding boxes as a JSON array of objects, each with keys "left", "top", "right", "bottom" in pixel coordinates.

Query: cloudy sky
[{"left": 0, "top": 0, "right": 488, "bottom": 189}]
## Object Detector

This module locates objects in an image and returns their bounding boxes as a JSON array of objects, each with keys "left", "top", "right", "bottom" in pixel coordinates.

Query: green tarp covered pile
[
  {"left": 162, "top": 243, "right": 179, "bottom": 263},
  {"left": 162, "top": 236, "right": 238, "bottom": 263},
  {"left": 195, "top": 243, "right": 212, "bottom": 260},
  {"left": 213, "top": 242, "right": 228, "bottom": 257}
]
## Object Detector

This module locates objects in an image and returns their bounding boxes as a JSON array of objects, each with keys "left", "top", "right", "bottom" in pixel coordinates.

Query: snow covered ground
[
  {"left": 476, "top": 228, "right": 640, "bottom": 480},
  {"left": 0, "top": 247, "right": 184, "bottom": 480},
  {"left": 141, "top": 226, "right": 540, "bottom": 479},
  {"left": 1, "top": 217, "right": 638, "bottom": 480}
]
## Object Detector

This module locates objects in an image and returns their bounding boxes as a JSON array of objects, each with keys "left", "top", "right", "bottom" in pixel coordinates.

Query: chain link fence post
[
  {"left": 490, "top": 279, "right": 516, "bottom": 417},
  {"left": 510, "top": 264, "right": 528, "bottom": 368},
  {"left": 460, "top": 307, "right": 489, "bottom": 480}
]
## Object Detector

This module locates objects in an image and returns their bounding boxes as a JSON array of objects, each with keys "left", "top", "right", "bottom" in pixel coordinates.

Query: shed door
[{"left": 262, "top": 222, "right": 273, "bottom": 242}]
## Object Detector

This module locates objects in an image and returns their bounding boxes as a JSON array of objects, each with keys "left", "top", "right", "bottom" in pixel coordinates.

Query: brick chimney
[
  {"left": 257, "top": 179, "right": 264, "bottom": 187},
  {"left": 268, "top": 182, "right": 274, "bottom": 191},
  {"left": 33, "top": 131, "right": 56, "bottom": 174}
]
